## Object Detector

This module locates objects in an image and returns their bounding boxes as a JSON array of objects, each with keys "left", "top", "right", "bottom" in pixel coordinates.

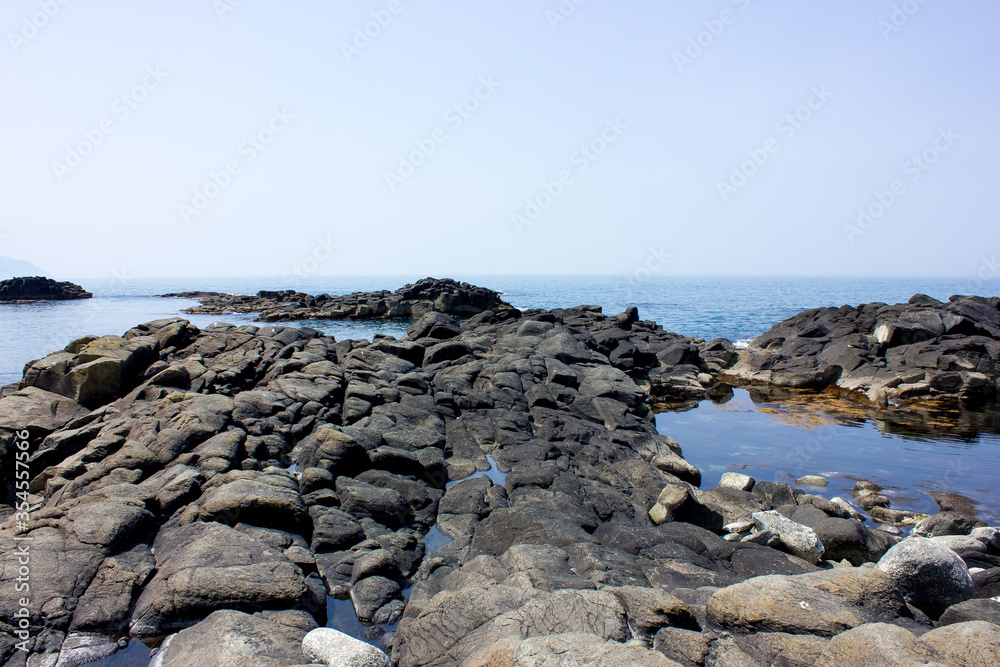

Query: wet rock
[
  {"left": 336, "top": 477, "right": 412, "bottom": 529},
  {"left": 351, "top": 576, "right": 401, "bottom": 622},
  {"left": 876, "top": 536, "right": 975, "bottom": 619},
  {"left": 795, "top": 475, "right": 828, "bottom": 487}
]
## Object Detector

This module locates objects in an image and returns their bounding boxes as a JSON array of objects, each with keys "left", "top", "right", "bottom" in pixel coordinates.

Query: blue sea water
[{"left": 3, "top": 274, "right": 997, "bottom": 386}]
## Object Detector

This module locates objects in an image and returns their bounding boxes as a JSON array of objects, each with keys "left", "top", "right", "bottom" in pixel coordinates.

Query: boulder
[
  {"left": 877, "top": 537, "right": 975, "bottom": 619},
  {"left": 937, "top": 598, "right": 1000, "bottom": 627},
  {"left": 153, "top": 609, "right": 310, "bottom": 667},
  {"left": 813, "top": 623, "right": 947, "bottom": 667},
  {"left": 913, "top": 512, "right": 989, "bottom": 538},
  {"left": 920, "top": 620, "right": 1000, "bottom": 667},
  {"left": 130, "top": 523, "right": 314, "bottom": 637},
  {"left": 751, "top": 510, "right": 825, "bottom": 563},
  {"left": 303, "top": 627, "right": 391, "bottom": 666},
  {"left": 706, "top": 568, "right": 909, "bottom": 636}
]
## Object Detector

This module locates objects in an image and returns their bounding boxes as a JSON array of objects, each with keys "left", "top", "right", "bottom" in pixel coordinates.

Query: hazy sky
[{"left": 2, "top": 1, "right": 998, "bottom": 279}]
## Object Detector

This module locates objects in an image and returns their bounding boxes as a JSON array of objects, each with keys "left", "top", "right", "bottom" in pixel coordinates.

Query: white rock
[
  {"left": 723, "top": 520, "right": 755, "bottom": 533},
  {"left": 971, "top": 526, "right": 1000, "bottom": 550},
  {"left": 751, "top": 511, "right": 825, "bottom": 563},
  {"left": 302, "top": 628, "right": 390, "bottom": 667},
  {"left": 718, "top": 472, "right": 755, "bottom": 492}
]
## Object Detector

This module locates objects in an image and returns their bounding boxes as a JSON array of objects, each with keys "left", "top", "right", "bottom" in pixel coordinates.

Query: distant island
[
  {"left": 0, "top": 256, "right": 48, "bottom": 280},
  {"left": 0, "top": 276, "right": 92, "bottom": 301}
]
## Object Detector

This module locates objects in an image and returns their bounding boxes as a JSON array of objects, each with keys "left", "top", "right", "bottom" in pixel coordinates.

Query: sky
[{"left": 1, "top": 0, "right": 998, "bottom": 280}]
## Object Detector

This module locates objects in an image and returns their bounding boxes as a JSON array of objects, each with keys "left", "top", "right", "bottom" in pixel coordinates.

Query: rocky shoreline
[
  {"left": 1, "top": 282, "right": 998, "bottom": 666},
  {"left": 162, "top": 277, "right": 513, "bottom": 323},
  {"left": 0, "top": 276, "right": 92, "bottom": 302}
]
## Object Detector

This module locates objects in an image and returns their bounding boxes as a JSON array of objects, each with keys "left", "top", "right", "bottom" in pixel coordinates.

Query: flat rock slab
[
  {"left": 130, "top": 523, "right": 310, "bottom": 637},
  {"left": 706, "top": 568, "right": 909, "bottom": 636},
  {"left": 153, "top": 609, "right": 310, "bottom": 667}
]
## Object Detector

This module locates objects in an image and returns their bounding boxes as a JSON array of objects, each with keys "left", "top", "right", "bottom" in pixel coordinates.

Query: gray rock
[
  {"left": 707, "top": 568, "right": 909, "bottom": 636},
  {"left": 937, "top": 598, "right": 1000, "bottom": 626},
  {"left": 752, "top": 510, "right": 825, "bottom": 563},
  {"left": 736, "top": 632, "right": 828, "bottom": 667},
  {"left": 652, "top": 627, "right": 710, "bottom": 666},
  {"left": 913, "top": 511, "right": 989, "bottom": 538},
  {"left": 813, "top": 623, "right": 947, "bottom": 667},
  {"left": 718, "top": 472, "right": 755, "bottom": 491},
  {"left": 130, "top": 523, "right": 312, "bottom": 637},
  {"left": 795, "top": 475, "right": 828, "bottom": 487},
  {"left": 152, "top": 609, "right": 309, "bottom": 667},
  {"left": 302, "top": 627, "right": 390, "bottom": 667},
  {"left": 463, "top": 632, "right": 677, "bottom": 666},
  {"left": 920, "top": 620, "right": 1000, "bottom": 667},
  {"left": 877, "top": 536, "right": 975, "bottom": 619}
]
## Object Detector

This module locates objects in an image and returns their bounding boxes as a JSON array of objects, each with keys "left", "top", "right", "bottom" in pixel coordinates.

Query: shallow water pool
[{"left": 655, "top": 388, "right": 1000, "bottom": 525}]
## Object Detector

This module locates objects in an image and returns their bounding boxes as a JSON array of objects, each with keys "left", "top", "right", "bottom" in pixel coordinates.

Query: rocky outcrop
[
  {"left": 2, "top": 293, "right": 999, "bottom": 665},
  {"left": 0, "top": 276, "right": 92, "bottom": 301},
  {"left": 723, "top": 294, "right": 1000, "bottom": 406},
  {"left": 163, "top": 277, "right": 513, "bottom": 323}
]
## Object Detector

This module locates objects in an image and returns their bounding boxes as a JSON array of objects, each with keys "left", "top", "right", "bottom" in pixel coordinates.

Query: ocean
[{"left": 3, "top": 274, "right": 997, "bottom": 387}]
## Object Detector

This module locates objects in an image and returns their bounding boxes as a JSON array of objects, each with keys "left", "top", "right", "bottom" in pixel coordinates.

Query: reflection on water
[
  {"left": 78, "top": 637, "right": 155, "bottom": 667},
  {"left": 655, "top": 388, "right": 1000, "bottom": 525}
]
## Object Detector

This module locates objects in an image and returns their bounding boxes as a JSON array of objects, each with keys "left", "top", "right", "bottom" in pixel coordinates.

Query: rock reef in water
[
  {"left": 162, "top": 277, "right": 513, "bottom": 323},
  {"left": 1, "top": 282, "right": 999, "bottom": 665},
  {"left": 0, "top": 276, "right": 92, "bottom": 301},
  {"left": 724, "top": 293, "right": 1000, "bottom": 406}
]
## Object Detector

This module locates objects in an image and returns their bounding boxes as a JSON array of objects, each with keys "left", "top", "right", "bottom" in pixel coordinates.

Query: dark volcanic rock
[
  {"left": 0, "top": 276, "right": 92, "bottom": 301},
  {"left": 724, "top": 294, "right": 1000, "bottom": 405},
  {"left": 4, "top": 288, "right": 996, "bottom": 666},
  {"left": 165, "top": 277, "right": 513, "bottom": 323}
]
